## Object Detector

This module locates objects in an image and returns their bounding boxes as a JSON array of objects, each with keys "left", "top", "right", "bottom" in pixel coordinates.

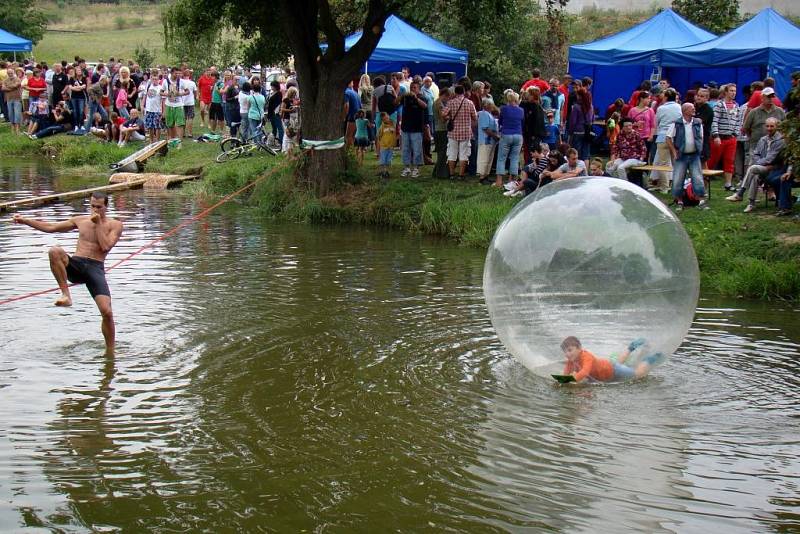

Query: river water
[{"left": 1, "top": 159, "right": 798, "bottom": 532}]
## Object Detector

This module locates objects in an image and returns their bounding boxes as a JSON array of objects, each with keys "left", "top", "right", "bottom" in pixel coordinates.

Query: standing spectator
[
  {"left": 353, "top": 110, "right": 370, "bottom": 165},
  {"left": 181, "top": 68, "right": 197, "bottom": 138},
  {"left": 783, "top": 71, "right": 800, "bottom": 115},
  {"left": 666, "top": 103, "right": 707, "bottom": 211},
  {"left": 476, "top": 99, "right": 499, "bottom": 184},
  {"left": 397, "top": 80, "right": 427, "bottom": 178},
  {"left": 246, "top": 82, "right": 266, "bottom": 144},
  {"left": 143, "top": 68, "right": 163, "bottom": 143},
  {"left": 693, "top": 87, "right": 714, "bottom": 167},
  {"left": 708, "top": 83, "right": 742, "bottom": 190},
  {"left": 606, "top": 118, "right": 647, "bottom": 181},
  {"left": 114, "top": 80, "right": 130, "bottom": 119},
  {"left": 628, "top": 91, "right": 655, "bottom": 159},
  {"left": 1, "top": 68, "right": 22, "bottom": 134},
  {"left": 358, "top": 74, "right": 374, "bottom": 145},
  {"left": 197, "top": 68, "right": 215, "bottom": 128},
  {"left": 51, "top": 64, "right": 69, "bottom": 108},
  {"left": 377, "top": 112, "right": 396, "bottom": 178},
  {"left": 732, "top": 85, "right": 751, "bottom": 189},
  {"left": 162, "top": 67, "right": 188, "bottom": 139},
  {"left": 443, "top": 84, "right": 477, "bottom": 179},
  {"left": 521, "top": 86, "right": 547, "bottom": 163},
  {"left": 495, "top": 91, "right": 524, "bottom": 187},
  {"left": 372, "top": 77, "right": 396, "bottom": 153},
  {"left": 237, "top": 81, "right": 252, "bottom": 140},
  {"left": 65, "top": 67, "right": 88, "bottom": 131},
  {"left": 26, "top": 69, "right": 47, "bottom": 126},
  {"left": 0, "top": 60, "right": 8, "bottom": 121},
  {"left": 521, "top": 68, "right": 550, "bottom": 93},
  {"left": 567, "top": 87, "right": 594, "bottom": 165},
  {"left": 267, "top": 80, "right": 283, "bottom": 146},
  {"left": 343, "top": 80, "right": 361, "bottom": 146},
  {"left": 651, "top": 88, "right": 681, "bottom": 193},
  {"left": 421, "top": 76, "right": 435, "bottom": 164},
  {"left": 425, "top": 71, "right": 440, "bottom": 101},
  {"left": 209, "top": 72, "right": 224, "bottom": 133},
  {"left": 544, "top": 78, "right": 564, "bottom": 126},
  {"left": 117, "top": 67, "right": 137, "bottom": 116},
  {"left": 432, "top": 87, "right": 451, "bottom": 179}
]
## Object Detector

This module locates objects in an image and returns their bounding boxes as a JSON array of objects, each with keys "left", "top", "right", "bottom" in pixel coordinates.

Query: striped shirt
[{"left": 711, "top": 99, "right": 741, "bottom": 137}]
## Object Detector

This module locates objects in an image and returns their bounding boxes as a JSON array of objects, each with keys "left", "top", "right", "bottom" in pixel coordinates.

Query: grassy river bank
[{"left": 1, "top": 123, "right": 798, "bottom": 301}]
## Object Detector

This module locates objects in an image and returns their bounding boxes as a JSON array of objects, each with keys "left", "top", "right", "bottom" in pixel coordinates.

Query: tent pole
[
  {"left": 365, "top": 61, "right": 368, "bottom": 74},
  {"left": 464, "top": 61, "right": 468, "bottom": 77}
]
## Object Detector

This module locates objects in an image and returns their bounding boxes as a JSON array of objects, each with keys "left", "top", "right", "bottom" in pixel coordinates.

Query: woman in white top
[{"left": 237, "top": 81, "right": 252, "bottom": 140}]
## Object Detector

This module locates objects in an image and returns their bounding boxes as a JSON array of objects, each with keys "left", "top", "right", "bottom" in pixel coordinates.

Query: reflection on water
[{"left": 0, "top": 163, "right": 798, "bottom": 531}]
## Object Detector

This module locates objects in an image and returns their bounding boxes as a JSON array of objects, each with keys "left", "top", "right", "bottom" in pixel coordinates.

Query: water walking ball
[{"left": 483, "top": 178, "right": 700, "bottom": 377}]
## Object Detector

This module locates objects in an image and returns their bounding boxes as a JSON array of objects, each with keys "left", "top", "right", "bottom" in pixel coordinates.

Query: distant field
[{"left": 33, "top": 1, "right": 168, "bottom": 64}]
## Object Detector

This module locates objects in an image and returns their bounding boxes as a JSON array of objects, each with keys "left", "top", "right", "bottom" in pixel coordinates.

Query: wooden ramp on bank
[
  {"left": 109, "top": 140, "right": 169, "bottom": 173},
  {"left": 0, "top": 173, "right": 199, "bottom": 212}
]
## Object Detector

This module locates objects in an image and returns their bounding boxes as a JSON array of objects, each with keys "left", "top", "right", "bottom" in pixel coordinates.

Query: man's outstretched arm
[{"left": 13, "top": 214, "right": 76, "bottom": 233}]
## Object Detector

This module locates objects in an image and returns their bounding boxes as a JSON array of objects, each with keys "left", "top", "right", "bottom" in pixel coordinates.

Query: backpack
[
  {"left": 377, "top": 88, "right": 396, "bottom": 114},
  {"left": 682, "top": 178, "right": 701, "bottom": 207}
]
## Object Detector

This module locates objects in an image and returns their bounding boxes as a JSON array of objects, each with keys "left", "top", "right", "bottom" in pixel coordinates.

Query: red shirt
[
  {"left": 522, "top": 78, "right": 550, "bottom": 93},
  {"left": 27, "top": 77, "right": 47, "bottom": 98},
  {"left": 747, "top": 90, "right": 782, "bottom": 109},
  {"left": 198, "top": 74, "right": 215, "bottom": 104}
]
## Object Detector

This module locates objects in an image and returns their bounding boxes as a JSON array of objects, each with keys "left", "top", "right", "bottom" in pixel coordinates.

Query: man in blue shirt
[{"left": 343, "top": 80, "right": 361, "bottom": 146}]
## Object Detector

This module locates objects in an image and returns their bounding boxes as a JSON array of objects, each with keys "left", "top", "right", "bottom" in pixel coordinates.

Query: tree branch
[{"left": 318, "top": 0, "right": 345, "bottom": 59}]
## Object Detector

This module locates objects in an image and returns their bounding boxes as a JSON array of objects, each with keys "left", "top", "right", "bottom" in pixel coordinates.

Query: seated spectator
[
  {"left": 505, "top": 143, "right": 550, "bottom": 197},
  {"left": 541, "top": 147, "right": 587, "bottom": 181},
  {"left": 766, "top": 165, "right": 798, "bottom": 217},
  {"left": 726, "top": 117, "right": 784, "bottom": 213},
  {"left": 88, "top": 111, "right": 113, "bottom": 141},
  {"left": 118, "top": 108, "right": 146, "bottom": 146},
  {"left": 27, "top": 98, "right": 51, "bottom": 137},
  {"left": 30, "top": 100, "right": 72, "bottom": 139},
  {"left": 606, "top": 118, "right": 647, "bottom": 181}
]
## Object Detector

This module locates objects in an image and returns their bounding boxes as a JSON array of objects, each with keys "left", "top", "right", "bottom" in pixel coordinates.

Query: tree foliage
[
  {"left": 162, "top": 3, "right": 244, "bottom": 68},
  {"left": 672, "top": 0, "right": 740, "bottom": 35},
  {"left": 0, "top": 0, "right": 48, "bottom": 46}
]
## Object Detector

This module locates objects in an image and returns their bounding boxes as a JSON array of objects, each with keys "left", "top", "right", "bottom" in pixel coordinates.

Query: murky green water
[{"left": 1, "top": 159, "right": 799, "bottom": 532}]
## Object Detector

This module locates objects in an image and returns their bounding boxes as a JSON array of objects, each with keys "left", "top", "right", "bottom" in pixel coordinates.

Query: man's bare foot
[
  {"left": 104, "top": 346, "right": 115, "bottom": 357},
  {"left": 54, "top": 294, "right": 72, "bottom": 307}
]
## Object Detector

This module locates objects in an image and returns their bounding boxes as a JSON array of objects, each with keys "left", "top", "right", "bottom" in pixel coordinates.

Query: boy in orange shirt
[{"left": 561, "top": 336, "right": 663, "bottom": 383}]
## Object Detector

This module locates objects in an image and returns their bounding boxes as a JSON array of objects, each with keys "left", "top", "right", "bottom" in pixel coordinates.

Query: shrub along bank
[{"left": 1, "top": 125, "right": 798, "bottom": 301}]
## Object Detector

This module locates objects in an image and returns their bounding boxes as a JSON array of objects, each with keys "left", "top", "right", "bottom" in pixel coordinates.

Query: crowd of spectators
[{"left": 344, "top": 66, "right": 799, "bottom": 216}]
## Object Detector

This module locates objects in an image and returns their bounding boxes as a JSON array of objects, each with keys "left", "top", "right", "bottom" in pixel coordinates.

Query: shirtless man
[{"left": 13, "top": 192, "right": 123, "bottom": 355}]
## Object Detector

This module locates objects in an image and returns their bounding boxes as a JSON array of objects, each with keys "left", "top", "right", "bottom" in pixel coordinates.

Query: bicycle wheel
[
  {"left": 216, "top": 146, "right": 243, "bottom": 163},
  {"left": 220, "top": 137, "right": 243, "bottom": 153},
  {"left": 258, "top": 143, "right": 278, "bottom": 156}
]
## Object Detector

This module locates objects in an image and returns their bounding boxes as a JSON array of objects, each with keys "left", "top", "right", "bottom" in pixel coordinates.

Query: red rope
[{"left": 0, "top": 166, "right": 280, "bottom": 307}]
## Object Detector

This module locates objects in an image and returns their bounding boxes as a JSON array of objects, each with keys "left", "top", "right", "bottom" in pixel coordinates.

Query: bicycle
[{"left": 216, "top": 119, "right": 278, "bottom": 163}]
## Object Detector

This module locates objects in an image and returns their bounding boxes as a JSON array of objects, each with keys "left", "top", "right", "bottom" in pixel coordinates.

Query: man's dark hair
[
  {"left": 664, "top": 88, "right": 677, "bottom": 102},
  {"left": 709, "top": 87, "right": 720, "bottom": 100},
  {"left": 532, "top": 68, "right": 541, "bottom": 78},
  {"left": 620, "top": 117, "right": 634, "bottom": 126},
  {"left": 454, "top": 85, "right": 464, "bottom": 95},
  {"left": 242, "top": 81, "right": 251, "bottom": 93},
  {"left": 373, "top": 76, "right": 385, "bottom": 87},
  {"left": 581, "top": 76, "right": 592, "bottom": 88},
  {"left": 763, "top": 77, "right": 775, "bottom": 88},
  {"left": 270, "top": 80, "right": 280, "bottom": 90},
  {"left": 91, "top": 191, "right": 109, "bottom": 205}
]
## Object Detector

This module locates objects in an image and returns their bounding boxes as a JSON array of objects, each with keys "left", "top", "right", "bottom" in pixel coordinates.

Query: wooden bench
[{"left": 631, "top": 165, "right": 724, "bottom": 199}]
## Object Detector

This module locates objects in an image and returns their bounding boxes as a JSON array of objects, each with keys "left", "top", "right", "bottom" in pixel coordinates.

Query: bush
[
  {"left": 133, "top": 43, "right": 155, "bottom": 69},
  {"left": 130, "top": 17, "right": 144, "bottom": 27},
  {"left": 114, "top": 16, "right": 127, "bottom": 30}
]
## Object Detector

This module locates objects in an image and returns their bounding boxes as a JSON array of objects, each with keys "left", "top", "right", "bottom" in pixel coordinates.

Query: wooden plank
[{"left": 0, "top": 179, "right": 147, "bottom": 212}]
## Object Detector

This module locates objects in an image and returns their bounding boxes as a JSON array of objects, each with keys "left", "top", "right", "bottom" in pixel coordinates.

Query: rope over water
[{"left": 0, "top": 164, "right": 286, "bottom": 307}]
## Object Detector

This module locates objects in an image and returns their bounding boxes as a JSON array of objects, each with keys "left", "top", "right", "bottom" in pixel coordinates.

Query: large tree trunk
[{"left": 278, "top": 0, "right": 388, "bottom": 196}]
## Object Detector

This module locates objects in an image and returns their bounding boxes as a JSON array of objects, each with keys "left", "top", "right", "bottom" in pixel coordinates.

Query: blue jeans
[
  {"left": 401, "top": 131, "right": 423, "bottom": 165},
  {"left": 496, "top": 134, "right": 523, "bottom": 176},
  {"left": 671, "top": 152, "right": 705, "bottom": 199},
  {"left": 612, "top": 363, "right": 635, "bottom": 381},
  {"left": 248, "top": 118, "right": 262, "bottom": 143},
  {"left": 766, "top": 168, "right": 795, "bottom": 210},
  {"left": 379, "top": 148, "right": 393, "bottom": 166},
  {"left": 572, "top": 132, "right": 591, "bottom": 160},
  {"left": 85, "top": 99, "right": 108, "bottom": 129},
  {"left": 269, "top": 115, "right": 283, "bottom": 144},
  {"left": 33, "top": 124, "right": 68, "bottom": 139},
  {"left": 6, "top": 100, "right": 22, "bottom": 124},
  {"left": 70, "top": 98, "right": 86, "bottom": 129}
]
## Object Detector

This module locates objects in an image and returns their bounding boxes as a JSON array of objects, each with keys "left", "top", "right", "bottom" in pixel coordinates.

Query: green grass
[
  {"left": 2, "top": 117, "right": 798, "bottom": 300},
  {"left": 33, "top": 1, "right": 167, "bottom": 64}
]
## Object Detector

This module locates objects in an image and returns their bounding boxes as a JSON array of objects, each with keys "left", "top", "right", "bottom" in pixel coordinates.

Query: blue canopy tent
[
  {"left": 0, "top": 27, "right": 33, "bottom": 57},
  {"left": 568, "top": 9, "right": 717, "bottom": 113},
  {"left": 662, "top": 8, "right": 800, "bottom": 100},
  {"left": 331, "top": 15, "right": 468, "bottom": 78}
]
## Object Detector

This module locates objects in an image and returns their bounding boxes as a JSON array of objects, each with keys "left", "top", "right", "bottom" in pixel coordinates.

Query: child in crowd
[
  {"left": 377, "top": 112, "right": 396, "bottom": 179},
  {"left": 589, "top": 158, "right": 608, "bottom": 176},
  {"left": 477, "top": 100, "right": 499, "bottom": 184},
  {"left": 114, "top": 79, "right": 130, "bottom": 119},
  {"left": 353, "top": 109, "right": 370, "bottom": 165},
  {"left": 560, "top": 336, "right": 663, "bottom": 383},
  {"left": 505, "top": 143, "right": 549, "bottom": 197},
  {"left": 606, "top": 111, "right": 621, "bottom": 155},
  {"left": 543, "top": 111, "right": 560, "bottom": 151}
]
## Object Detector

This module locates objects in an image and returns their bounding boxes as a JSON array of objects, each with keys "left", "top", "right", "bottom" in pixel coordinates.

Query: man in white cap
[{"left": 743, "top": 86, "right": 785, "bottom": 165}]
